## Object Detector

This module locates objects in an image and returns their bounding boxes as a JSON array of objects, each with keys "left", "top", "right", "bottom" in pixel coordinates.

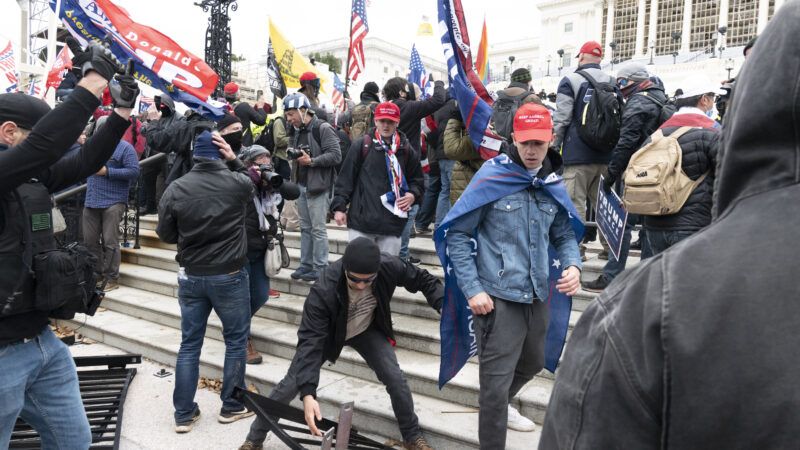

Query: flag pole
[{"left": 344, "top": 0, "right": 354, "bottom": 96}]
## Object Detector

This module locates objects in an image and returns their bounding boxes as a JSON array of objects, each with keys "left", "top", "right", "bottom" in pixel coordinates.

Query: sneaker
[
  {"left": 507, "top": 405, "right": 536, "bottom": 432},
  {"left": 238, "top": 441, "right": 263, "bottom": 450},
  {"left": 103, "top": 279, "right": 119, "bottom": 292},
  {"left": 290, "top": 266, "right": 311, "bottom": 280},
  {"left": 584, "top": 275, "right": 610, "bottom": 292},
  {"left": 299, "top": 270, "right": 319, "bottom": 282},
  {"left": 246, "top": 338, "right": 262, "bottom": 365},
  {"left": 218, "top": 407, "right": 254, "bottom": 424},
  {"left": 403, "top": 435, "right": 434, "bottom": 450},
  {"left": 268, "top": 289, "right": 281, "bottom": 298},
  {"left": 415, "top": 225, "right": 432, "bottom": 235},
  {"left": 408, "top": 256, "right": 421, "bottom": 265},
  {"left": 174, "top": 408, "right": 201, "bottom": 433},
  {"left": 630, "top": 239, "right": 642, "bottom": 251},
  {"left": 598, "top": 249, "right": 609, "bottom": 260}
]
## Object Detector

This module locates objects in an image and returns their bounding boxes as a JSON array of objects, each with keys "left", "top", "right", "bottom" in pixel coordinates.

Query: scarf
[{"left": 375, "top": 130, "right": 409, "bottom": 218}]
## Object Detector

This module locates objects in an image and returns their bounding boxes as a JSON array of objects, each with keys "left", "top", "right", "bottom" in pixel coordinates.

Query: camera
[
  {"left": 286, "top": 144, "right": 310, "bottom": 160},
  {"left": 259, "top": 164, "right": 283, "bottom": 189}
]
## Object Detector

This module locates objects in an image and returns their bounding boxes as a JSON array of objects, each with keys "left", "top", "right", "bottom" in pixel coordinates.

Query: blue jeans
[
  {"left": 415, "top": 170, "right": 440, "bottom": 230},
  {"left": 646, "top": 229, "right": 695, "bottom": 257},
  {"left": 436, "top": 159, "right": 455, "bottom": 228},
  {"left": 603, "top": 214, "right": 652, "bottom": 281},
  {"left": 296, "top": 185, "right": 331, "bottom": 270},
  {"left": 244, "top": 250, "right": 270, "bottom": 317},
  {"left": 399, "top": 204, "right": 419, "bottom": 260},
  {"left": 174, "top": 269, "right": 251, "bottom": 422},
  {"left": 0, "top": 326, "right": 91, "bottom": 449}
]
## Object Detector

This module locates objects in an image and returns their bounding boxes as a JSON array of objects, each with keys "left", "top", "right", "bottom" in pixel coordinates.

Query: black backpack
[
  {"left": 636, "top": 92, "right": 676, "bottom": 126},
  {"left": 255, "top": 116, "right": 286, "bottom": 153},
  {"left": 491, "top": 90, "right": 533, "bottom": 141},
  {"left": 575, "top": 70, "right": 623, "bottom": 153}
]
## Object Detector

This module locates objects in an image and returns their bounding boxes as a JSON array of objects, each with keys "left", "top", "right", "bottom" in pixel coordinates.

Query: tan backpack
[{"left": 622, "top": 126, "right": 708, "bottom": 215}]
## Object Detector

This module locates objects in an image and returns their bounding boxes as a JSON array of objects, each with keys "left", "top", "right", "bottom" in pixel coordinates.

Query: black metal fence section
[
  {"left": 233, "top": 387, "right": 393, "bottom": 450},
  {"left": 10, "top": 354, "right": 141, "bottom": 450}
]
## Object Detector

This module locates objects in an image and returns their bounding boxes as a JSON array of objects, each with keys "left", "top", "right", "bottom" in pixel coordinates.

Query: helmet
[{"left": 283, "top": 92, "right": 311, "bottom": 111}]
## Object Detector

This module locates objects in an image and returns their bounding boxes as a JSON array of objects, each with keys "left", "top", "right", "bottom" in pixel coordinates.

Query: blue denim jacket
[{"left": 447, "top": 186, "right": 581, "bottom": 303}]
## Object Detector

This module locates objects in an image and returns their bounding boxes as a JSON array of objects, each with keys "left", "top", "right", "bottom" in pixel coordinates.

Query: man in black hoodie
[
  {"left": 541, "top": 4, "right": 800, "bottom": 447},
  {"left": 240, "top": 238, "right": 443, "bottom": 450}
]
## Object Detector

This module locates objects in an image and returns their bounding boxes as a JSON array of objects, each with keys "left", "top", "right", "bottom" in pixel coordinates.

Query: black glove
[
  {"left": 73, "top": 41, "right": 124, "bottom": 81},
  {"left": 602, "top": 175, "right": 616, "bottom": 193},
  {"left": 109, "top": 74, "right": 140, "bottom": 109}
]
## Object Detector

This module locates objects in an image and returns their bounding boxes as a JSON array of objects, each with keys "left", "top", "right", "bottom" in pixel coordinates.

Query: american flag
[
  {"left": 408, "top": 44, "right": 431, "bottom": 99},
  {"left": 27, "top": 78, "right": 41, "bottom": 97},
  {"left": 331, "top": 73, "right": 346, "bottom": 110},
  {"left": 347, "top": 0, "right": 369, "bottom": 81},
  {"left": 0, "top": 41, "right": 18, "bottom": 93}
]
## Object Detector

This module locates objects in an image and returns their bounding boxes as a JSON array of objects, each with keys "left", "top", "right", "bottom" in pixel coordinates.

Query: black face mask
[{"left": 223, "top": 131, "right": 243, "bottom": 154}]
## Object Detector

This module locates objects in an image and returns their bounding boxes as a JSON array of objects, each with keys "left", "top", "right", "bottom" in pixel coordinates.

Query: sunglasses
[
  {"left": 617, "top": 78, "right": 630, "bottom": 87},
  {"left": 346, "top": 272, "right": 377, "bottom": 284}
]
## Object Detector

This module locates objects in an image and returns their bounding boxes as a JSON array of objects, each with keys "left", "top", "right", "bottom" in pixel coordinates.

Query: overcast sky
[{"left": 1, "top": 0, "right": 542, "bottom": 65}]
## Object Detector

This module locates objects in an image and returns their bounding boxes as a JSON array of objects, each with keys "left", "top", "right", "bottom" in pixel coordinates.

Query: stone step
[
  {"left": 61, "top": 309, "right": 539, "bottom": 449},
  {"left": 100, "top": 286, "right": 555, "bottom": 418},
  {"left": 116, "top": 262, "right": 581, "bottom": 359},
  {"left": 137, "top": 216, "right": 632, "bottom": 275},
  {"left": 122, "top": 243, "right": 600, "bottom": 313}
]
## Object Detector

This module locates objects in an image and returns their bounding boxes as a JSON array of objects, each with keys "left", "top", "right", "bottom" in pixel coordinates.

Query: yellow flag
[{"left": 269, "top": 18, "right": 326, "bottom": 93}]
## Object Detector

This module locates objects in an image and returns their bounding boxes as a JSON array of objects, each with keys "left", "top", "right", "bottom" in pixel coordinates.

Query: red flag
[
  {"left": 95, "top": 0, "right": 218, "bottom": 101},
  {"left": 46, "top": 46, "right": 72, "bottom": 89}
]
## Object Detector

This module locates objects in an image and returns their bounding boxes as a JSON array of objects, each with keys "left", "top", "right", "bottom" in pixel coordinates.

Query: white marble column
[
  {"left": 757, "top": 0, "right": 770, "bottom": 34},
  {"left": 718, "top": 0, "right": 729, "bottom": 30},
  {"left": 775, "top": 0, "right": 785, "bottom": 13},
  {"left": 648, "top": 0, "right": 658, "bottom": 53},
  {"left": 635, "top": 0, "right": 647, "bottom": 56},
  {"left": 605, "top": 0, "right": 616, "bottom": 57},
  {"left": 681, "top": 0, "right": 692, "bottom": 54},
  {"left": 594, "top": 1, "right": 604, "bottom": 43}
]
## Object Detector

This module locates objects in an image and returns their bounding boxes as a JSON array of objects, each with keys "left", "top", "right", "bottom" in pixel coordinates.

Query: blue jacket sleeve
[
  {"left": 550, "top": 207, "right": 582, "bottom": 271},
  {"left": 446, "top": 204, "right": 488, "bottom": 299}
]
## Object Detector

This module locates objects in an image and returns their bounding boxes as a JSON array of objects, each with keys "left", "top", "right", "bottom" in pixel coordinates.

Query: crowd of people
[{"left": 1, "top": 3, "right": 797, "bottom": 448}]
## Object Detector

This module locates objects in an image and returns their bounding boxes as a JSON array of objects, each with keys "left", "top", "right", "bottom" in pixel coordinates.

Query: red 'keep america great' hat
[
  {"left": 513, "top": 103, "right": 553, "bottom": 142},
  {"left": 373, "top": 102, "right": 401, "bottom": 123}
]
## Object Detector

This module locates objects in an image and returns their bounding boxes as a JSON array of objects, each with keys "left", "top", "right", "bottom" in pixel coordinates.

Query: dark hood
[
  {"left": 158, "top": 95, "right": 176, "bottom": 114},
  {"left": 714, "top": 2, "right": 800, "bottom": 217},
  {"left": 360, "top": 91, "right": 379, "bottom": 103},
  {"left": 505, "top": 144, "right": 564, "bottom": 179}
]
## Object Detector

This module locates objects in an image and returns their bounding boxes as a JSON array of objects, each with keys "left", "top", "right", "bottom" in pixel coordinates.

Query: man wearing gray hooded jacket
[{"left": 540, "top": 4, "right": 800, "bottom": 447}]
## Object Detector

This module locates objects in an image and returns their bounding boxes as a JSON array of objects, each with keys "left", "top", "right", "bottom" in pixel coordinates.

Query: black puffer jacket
[
  {"left": 294, "top": 255, "right": 443, "bottom": 399},
  {"left": 606, "top": 81, "right": 669, "bottom": 184},
  {"left": 157, "top": 158, "right": 254, "bottom": 275},
  {"left": 643, "top": 111, "right": 720, "bottom": 231},
  {"left": 244, "top": 189, "right": 279, "bottom": 254},
  {"left": 331, "top": 129, "right": 424, "bottom": 237}
]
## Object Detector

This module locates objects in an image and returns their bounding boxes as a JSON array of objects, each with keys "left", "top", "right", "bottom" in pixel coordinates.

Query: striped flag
[
  {"left": 331, "top": 73, "right": 345, "bottom": 110},
  {"left": 347, "top": 0, "right": 369, "bottom": 81},
  {"left": 0, "top": 40, "right": 18, "bottom": 93},
  {"left": 408, "top": 45, "right": 432, "bottom": 99},
  {"left": 27, "top": 78, "right": 41, "bottom": 97},
  {"left": 475, "top": 18, "right": 490, "bottom": 84}
]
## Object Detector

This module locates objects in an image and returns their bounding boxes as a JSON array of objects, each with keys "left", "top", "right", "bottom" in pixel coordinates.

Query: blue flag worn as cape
[{"left": 434, "top": 154, "right": 584, "bottom": 388}]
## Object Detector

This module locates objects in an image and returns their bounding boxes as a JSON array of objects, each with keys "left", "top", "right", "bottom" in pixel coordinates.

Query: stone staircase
[{"left": 64, "top": 215, "right": 639, "bottom": 449}]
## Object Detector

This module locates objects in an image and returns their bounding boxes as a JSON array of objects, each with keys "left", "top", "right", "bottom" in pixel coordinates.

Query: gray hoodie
[{"left": 540, "top": 3, "right": 800, "bottom": 448}]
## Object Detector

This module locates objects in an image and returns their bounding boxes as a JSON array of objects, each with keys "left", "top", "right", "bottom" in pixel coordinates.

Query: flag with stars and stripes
[
  {"left": 347, "top": 0, "right": 369, "bottom": 81},
  {"left": 0, "top": 40, "right": 18, "bottom": 93},
  {"left": 407, "top": 44, "right": 432, "bottom": 99},
  {"left": 331, "top": 73, "right": 346, "bottom": 110},
  {"left": 27, "top": 78, "right": 41, "bottom": 97},
  {"left": 434, "top": 154, "right": 584, "bottom": 388}
]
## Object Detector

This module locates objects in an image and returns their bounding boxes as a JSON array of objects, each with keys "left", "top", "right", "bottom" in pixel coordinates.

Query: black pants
[
  {"left": 140, "top": 157, "right": 167, "bottom": 211},
  {"left": 245, "top": 327, "right": 422, "bottom": 444}
]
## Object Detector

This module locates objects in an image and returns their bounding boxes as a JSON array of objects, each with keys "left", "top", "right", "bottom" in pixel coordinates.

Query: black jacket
[
  {"left": 432, "top": 99, "right": 458, "bottom": 161},
  {"left": 541, "top": 6, "right": 800, "bottom": 448},
  {"left": 294, "top": 255, "right": 444, "bottom": 399},
  {"left": 0, "top": 87, "right": 127, "bottom": 344},
  {"left": 606, "top": 81, "right": 669, "bottom": 184},
  {"left": 643, "top": 112, "right": 720, "bottom": 232},
  {"left": 331, "top": 129, "right": 424, "bottom": 236},
  {"left": 233, "top": 102, "right": 267, "bottom": 147},
  {"left": 244, "top": 188, "right": 279, "bottom": 254},
  {"left": 392, "top": 80, "right": 446, "bottom": 152},
  {"left": 156, "top": 158, "right": 254, "bottom": 275}
]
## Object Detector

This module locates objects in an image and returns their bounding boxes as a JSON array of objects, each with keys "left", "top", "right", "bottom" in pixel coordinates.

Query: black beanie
[
  {"left": 343, "top": 237, "right": 381, "bottom": 274},
  {"left": 216, "top": 113, "right": 241, "bottom": 132},
  {"left": 510, "top": 68, "right": 532, "bottom": 84},
  {"left": 0, "top": 92, "right": 52, "bottom": 129},
  {"left": 362, "top": 81, "right": 380, "bottom": 103}
]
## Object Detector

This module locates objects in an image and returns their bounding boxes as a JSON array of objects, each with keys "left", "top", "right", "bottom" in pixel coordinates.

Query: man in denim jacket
[{"left": 447, "top": 103, "right": 582, "bottom": 448}]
